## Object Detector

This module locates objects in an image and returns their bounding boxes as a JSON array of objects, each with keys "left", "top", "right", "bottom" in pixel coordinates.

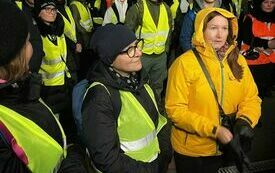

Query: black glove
[
  {"left": 233, "top": 118, "right": 254, "bottom": 152},
  {"left": 228, "top": 135, "right": 251, "bottom": 173}
]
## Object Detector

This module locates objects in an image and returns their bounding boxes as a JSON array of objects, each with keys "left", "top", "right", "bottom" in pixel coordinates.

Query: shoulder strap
[
  {"left": 112, "top": 4, "right": 120, "bottom": 24},
  {"left": 192, "top": 48, "right": 226, "bottom": 117}
]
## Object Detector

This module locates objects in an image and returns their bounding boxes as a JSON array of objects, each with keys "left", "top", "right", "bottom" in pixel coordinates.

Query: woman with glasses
[
  {"left": 33, "top": 0, "right": 78, "bottom": 143},
  {"left": 81, "top": 24, "right": 172, "bottom": 173}
]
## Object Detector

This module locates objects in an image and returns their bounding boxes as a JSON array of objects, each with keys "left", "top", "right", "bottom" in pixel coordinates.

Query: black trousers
[{"left": 174, "top": 152, "right": 222, "bottom": 173}]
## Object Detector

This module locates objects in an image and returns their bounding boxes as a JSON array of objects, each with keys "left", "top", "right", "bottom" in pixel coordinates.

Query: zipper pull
[{"left": 220, "top": 61, "right": 224, "bottom": 68}]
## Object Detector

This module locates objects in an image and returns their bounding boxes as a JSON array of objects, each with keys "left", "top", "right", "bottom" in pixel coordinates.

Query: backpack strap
[
  {"left": 105, "top": 85, "right": 121, "bottom": 120},
  {"left": 0, "top": 121, "right": 11, "bottom": 147}
]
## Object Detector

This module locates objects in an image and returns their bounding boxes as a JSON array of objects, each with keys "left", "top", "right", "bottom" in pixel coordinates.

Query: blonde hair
[{"left": 0, "top": 44, "right": 29, "bottom": 81}]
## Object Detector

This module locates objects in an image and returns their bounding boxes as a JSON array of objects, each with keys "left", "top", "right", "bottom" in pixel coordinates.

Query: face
[
  {"left": 203, "top": 15, "right": 229, "bottom": 50},
  {"left": 261, "top": 0, "right": 275, "bottom": 13},
  {"left": 39, "top": 5, "right": 57, "bottom": 23},
  {"left": 25, "top": 34, "right": 33, "bottom": 69},
  {"left": 112, "top": 40, "right": 143, "bottom": 76}
]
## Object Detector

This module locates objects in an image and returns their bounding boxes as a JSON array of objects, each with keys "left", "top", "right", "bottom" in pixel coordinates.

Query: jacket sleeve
[
  {"left": 165, "top": 57, "right": 219, "bottom": 138},
  {"left": 236, "top": 56, "right": 262, "bottom": 127},
  {"left": 124, "top": 1, "right": 143, "bottom": 33},
  {"left": 82, "top": 85, "right": 159, "bottom": 173},
  {"left": 179, "top": 11, "right": 194, "bottom": 53},
  {"left": 0, "top": 137, "right": 31, "bottom": 173}
]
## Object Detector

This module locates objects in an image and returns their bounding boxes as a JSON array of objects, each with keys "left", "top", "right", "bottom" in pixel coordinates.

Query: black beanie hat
[
  {"left": 34, "top": 0, "right": 56, "bottom": 16},
  {"left": 0, "top": 1, "right": 29, "bottom": 66},
  {"left": 90, "top": 24, "right": 137, "bottom": 65}
]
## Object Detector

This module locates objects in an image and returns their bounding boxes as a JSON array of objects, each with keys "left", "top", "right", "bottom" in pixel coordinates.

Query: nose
[
  {"left": 135, "top": 47, "right": 143, "bottom": 57},
  {"left": 216, "top": 29, "right": 222, "bottom": 38}
]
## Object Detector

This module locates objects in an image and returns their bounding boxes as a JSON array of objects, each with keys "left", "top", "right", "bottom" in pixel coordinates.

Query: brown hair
[
  {"left": 203, "top": 11, "right": 243, "bottom": 80},
  {"left": 0, "top": 44, "right": 29, "bottom": 81}
]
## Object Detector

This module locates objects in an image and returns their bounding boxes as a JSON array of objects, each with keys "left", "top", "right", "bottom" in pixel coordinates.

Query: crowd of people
[{"left": 0, "top": 0, "right": 274, "bottom": 172}]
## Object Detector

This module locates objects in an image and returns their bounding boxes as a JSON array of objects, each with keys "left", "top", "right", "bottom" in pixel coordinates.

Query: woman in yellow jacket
[{"left": 165, "top": 8, "right": 261, "bottom": 173}]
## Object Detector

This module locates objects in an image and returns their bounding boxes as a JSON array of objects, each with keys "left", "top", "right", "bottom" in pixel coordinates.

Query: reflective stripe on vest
[
  {"left": 93, "top": 0, "right": 103, "bottom": 25},
  {"left": 39, "top": 34, "right": 69, "bottom": 86},
  {"left": 136, "top": 0, "right": 169, "bottom": 54},
  {"left": 70, "top": 1, "right": 93, "bottom": 32},
  {"left": 84, "top": 82, "right": 167, "bottom": 172},
  {"left": 241, "top": 15, "right": 275, "bottom": 65},
  {"left": 0, "top": 103, "right": 66, "bottom": 173},
  {"left": 118, "top": 84, "right": 167, "bottom": 162},
  {"left": 61, "top": 6, "right": 77, "bottom": 43}
]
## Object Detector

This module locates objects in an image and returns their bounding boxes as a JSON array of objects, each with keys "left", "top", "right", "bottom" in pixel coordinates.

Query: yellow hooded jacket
[{"left": 165, "top": 8, "right": 261, "bottom": 157}]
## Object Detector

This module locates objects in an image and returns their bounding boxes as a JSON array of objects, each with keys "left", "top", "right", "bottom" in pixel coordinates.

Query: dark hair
[{"left": 203, "top": 11, "right": 243, "bottom": 80}]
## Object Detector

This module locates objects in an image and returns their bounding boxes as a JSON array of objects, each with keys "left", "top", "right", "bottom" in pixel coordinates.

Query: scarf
[
  {"left": 215, "top": 42, "right": 229, "bottom": 61},
  {"left": 108, "top": 67, "right": 140, "bottom": 90}
]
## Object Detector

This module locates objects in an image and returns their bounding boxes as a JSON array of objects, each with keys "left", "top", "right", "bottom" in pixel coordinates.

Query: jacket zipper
[{"left": 213, "top": 48, "right": 225, "bottom": 154}]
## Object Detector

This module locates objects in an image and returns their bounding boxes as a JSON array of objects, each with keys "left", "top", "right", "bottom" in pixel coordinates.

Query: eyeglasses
[
  {"left": 43, "top": 7, "right": 57, "bottom": 13},
  {"left": 119, "top": 39, "right": 144, "bottom": 58}
]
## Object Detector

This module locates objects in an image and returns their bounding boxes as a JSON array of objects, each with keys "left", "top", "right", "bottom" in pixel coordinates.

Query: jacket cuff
[{"left": 238, "top": 115, "right": 253, "bottom": 126}]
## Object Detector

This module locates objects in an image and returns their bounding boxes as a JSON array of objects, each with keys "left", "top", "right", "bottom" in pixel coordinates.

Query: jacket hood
[{"left": 192, "top": 7, "right": 238, "bottom": 56}]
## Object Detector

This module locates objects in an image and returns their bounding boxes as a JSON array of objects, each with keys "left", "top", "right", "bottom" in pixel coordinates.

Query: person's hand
[
  {"left": 216, "top": 126, "right": 233, "bottom": 145},
  {"left": 268, "top": 39, "right": 275, "bottom": 49},
  {"left": 75, "top": 43, "right": 82, "bottom": 53},
  {"left": 233, "top": 118, "right": 254, "bottom": 152}
]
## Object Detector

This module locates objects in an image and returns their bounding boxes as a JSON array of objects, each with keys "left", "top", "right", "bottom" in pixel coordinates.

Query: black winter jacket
[
  {"left": 0, "top": 79, "right": 63, "bottom": 173},
  {"left": 82, "top": 61, "right": 172, "bottom": 173}
]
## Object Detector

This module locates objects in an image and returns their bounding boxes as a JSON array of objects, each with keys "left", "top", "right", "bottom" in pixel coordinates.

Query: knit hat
[
  {"left": 34, "top": 0, "right": 56, "bottom": 16},
  {"left": 0, "top": 1, "right": 29, "bottom": 66},
  {"left": 90, "top": 24, "right": 137, "bottom": 65}
]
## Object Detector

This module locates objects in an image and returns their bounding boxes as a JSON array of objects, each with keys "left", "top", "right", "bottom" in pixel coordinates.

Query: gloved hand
[
  {"left": 228, "top": 135, "right": 251, "bottom": 173},
  {"left": 233, "top": 118, "right": 254, "bottom": 152}
]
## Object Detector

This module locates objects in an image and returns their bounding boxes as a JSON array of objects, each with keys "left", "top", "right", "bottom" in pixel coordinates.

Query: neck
[{"left": 113, "top": 68, "right": 130, "bottom": 77}]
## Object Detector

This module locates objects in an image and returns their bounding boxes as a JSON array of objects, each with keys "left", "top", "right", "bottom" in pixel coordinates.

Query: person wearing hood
[
  {"left": 0, "top": 2, "right": 90, "bottom": 173},
  {"left": 239, "top": 0, "right": 275, "bottom": 98},
  {"left": 82, "top": 24, "right": 172, "bottom": 173},
  {"left": 179, "top": 0, "right": 237, "bottom": 54},
  {"left": 166, "top": 8, "right": 261, "bottom": 173}
]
